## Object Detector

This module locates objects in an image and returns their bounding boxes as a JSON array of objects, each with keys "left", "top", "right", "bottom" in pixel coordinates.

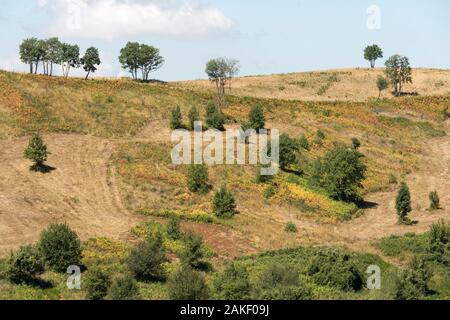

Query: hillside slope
[{"left": 175, "top": 68, "right": 450, "bottom": 101}]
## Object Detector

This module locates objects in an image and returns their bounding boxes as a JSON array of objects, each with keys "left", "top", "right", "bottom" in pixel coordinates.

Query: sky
[{"left": 0, "top": 0, "right": 449, "bottom": 81}]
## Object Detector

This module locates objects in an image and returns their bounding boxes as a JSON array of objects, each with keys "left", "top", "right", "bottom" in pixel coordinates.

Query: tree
[
  {"left": 107, "top": 275, "right": 141, "bottom": 300},
  {"left": 429, "top": 191, "right": 440, "bottom": 210},
  {"left": 205, "top": 102, "right": 225, "bottom": 131},
  {"left": 428, "top": 219, "right": 449, "bottom": 265},
  {"left": 205, "top": 57, "right": 240, "bottom": 103},
  {"left": 81, "top": 47, "right": 101, "bottom": 80},
  {"left": 364, "top": 44, "right": 383, "bottom": 68},
  {"left": 167, "top": 216, "right": 182, "bottom": 240},
  {"left": 6, "top": 245, "right": 44, "bottom": 284},
  {"left": 170, "top": 106, "right": 183, "bottom": 130},
  {"left": 119, "top": 42, "right": 164, "bottom": 81},
  {"left": 180, "top": 232, "right": 206, "bottom": 269},
  {"left": 394, "top": 257, "right": 431, "bottom": 300},
  {"left": 24, "top": 133, "right": 49, "bottom": 171},
  {"left": 385, "top": 55, "right": 412, "bottom": 96},
  {"left": 38, "top": 223, "right": 82, "bottom": 273},
  {"left": 396, "top": 183, "right": 412, "bottom": 224},
  {"left": 186, "top": 164, "right": 209, "bottom": 194},
  {"left": 188, "top": 106, "right": 200, "bottom": 130},
  {"left": 278, "top": 133, "right": 299, "bottom": 170},
  {"left": 85, "top": 268, "right": 111, "bottom": 300},
  {"left": 19, "top": 38, "right": 39, "bottom": 74},
  {"left": 167, "top": 266, "right": 209, "bottom": 300},
  {"left": 376, "top": 76, "right": 389, "bottom": 99},
  {"left": 45, "top": 37, "right": 62, "bottom": 76},
  {"left": 213, "top": 263, "right": 251, "bottom": 300},
  {"left": 246, "top": 104, "right": 265, "bottom": 132},
  {"left": 127, "top": 235, "right": 167, "bottom": 282},
  {"left": 311, "top": 145, "right": 367, "bottom": 202},
  {"left": 60, "top": 43, "right": 80, "bottom": 78},
  {"left": 213, "top": 186, "right": 237, "bottom": 219}
]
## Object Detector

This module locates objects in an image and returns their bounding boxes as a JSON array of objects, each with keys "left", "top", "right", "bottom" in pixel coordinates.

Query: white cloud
[{"left": 38, "top": 0, "right": 233, "bottom": 40}]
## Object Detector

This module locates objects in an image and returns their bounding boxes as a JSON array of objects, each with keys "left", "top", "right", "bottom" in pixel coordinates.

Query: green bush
[
  {"left": 170, "top": 106, "right": 183, "bottom": 130},
  {"left": 394, "top": 257, "right": 431, "bottom": 300},
  {"left": 38, "top": 223, "right": 82, "bottom": 273},
  {"left": 278, "top": 133, "right": 299, "bottom": 169},
  {"left": 246, "top": 104, "right": 265, "bottom": 132},
  {"left": 23, "top": 133, "right": 49, "bottom": 170},
  {"left": 205, "top": 103, "right": 225, "bottom": 131},
  {"left": 167, "top": 266, "right": 209, "bottom": 300},
  {"left": 213, "top": 263, "right": 251, "bottom": 300},
  {"left": 264, "top": 185, "right": 276, "bottom": 199},
  {"left": 255, "top": 164, "right": 273, "bottom": 184},
  {"left": 429, "top": 191, "right": 440, "bottom": 210},
  {"left": 428, "top": 220, "right": 449, "bottom": 265},
  {"left": 186, "top": 164, "right": 210, "bottom": 194},
  {"left": 85, "top": 268, "right": 111, "bottom": 300},
  {"left": 298, "top": 135, "right": 310, "bottom": 151},
  {"left": 188, "top": 105, "right": 200, "bottom": 130},
  {"left": 167, "top": 216, "right": 182, "bottom": 240},
  {"left": 284, "top": 222, "right": 298, "bottom": 234},
  {"left": 311, "top": 145, "right": 367, "bottom": 202},
  {"left": 6, "top": 245, "right": 44, "bottom": 284},
  {"left": 213, "top": 187, "right": 237, "bottom": 219},
  {"left": 396, "top": 183, "right": 412, "bottom": 224},
  {"left": 180, "top": 232, "right": 206, "bottom": 270},
  {"left": 107, "top": 275, "right": 141, "bottom": 300},
  {"left": 307, "top": 249, "right": 363, "bottom": 292},
  {"left": 351, "top": 138, "right": 361, "bottom": 150},
  {"left": 316, "top": 130, "right": 325, "bottom": 140},
  {"left": 127, "top": 235, "right": 167, "bottom": 282}
]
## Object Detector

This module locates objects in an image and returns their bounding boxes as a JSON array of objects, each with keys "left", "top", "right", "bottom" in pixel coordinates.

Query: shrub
[
  {"left": 38, "top": 223, "right": 82, "bottom": 273},
  {"left": 311, "top": 145, "right": 367, "bottom": 202},
  {"left": 396, "top": 183, "right": 412, "bottom": 224},
  {"left": 188, "top": 105, "right": 200, "bottom": 130},
  {"left": 247, "top": 104, "right": 265, "bottom": 132},
  {"left": 258, "top": 284, "right": 312, "bottom": 300},
  {"left": 316, "top": 130, "right": 325, "bottom": 140},
  {"left": 428, "top": 220, "right": 449, "bottom": 265},
  {"left": 180, "top": 232, "right": 206, "bottom": 269},
  {"left": 264, "top": 185, "right": 276, "bottom": 199},
  {"left": 213, "top": 187, "right": 237, "bottom": 219},
  {"left": 167, "top": 266, "right": 209, "bottom": 300},
  {"left": 285, "top": 222, "right": 298, "bottom": 234},
  {"left": 298, "top": 135, "right": 310, "bottom": 151},
  {"left": 205, "top": 103, "right": 225, "bottom": 131},
  {"left": 278, "top": 133, "right": 299, "bottom": 169},
  {"left": 167, "top": 216, "right": 182, "bottom": 240},
  {"left": 351, "top": 138, "right": 361, "bottom": 150},
  {"left": 107, "top": 275, "right": 141, "bottom": 300},
  {"left": 6, "top": 245, "right": 44, "bottom": 284},
  {"left": 429, "top": 191, "right": 440, "bottom": 210},
  {"left": 85, "top": 268, "right": 111, "bottom": 300},
  {"left": 376, "top": 76, "right": 389, "bottom": 98},
  {"left": 307, "top": 249, "right": 363, "bottom": 292},
  {"left": 127, "top": 235, "right": 167, "bottom": 282},
  {"left": 394, "top": 257, "right": 431, "bottom": 300},
  {"left": 23, "top": 133, "right": 49, "bottom": 170},
  {"left": 388, "top": 173, "right": 398, "bottom": 184},
  {"left": 170, "top": 106, "right": 183, "bottom": 130},
  {"left": 186, "top": 164, "right": 209, "bottom": 194},
  {"left": 213, "top": 263, "right": 251, "bottom": 300}
]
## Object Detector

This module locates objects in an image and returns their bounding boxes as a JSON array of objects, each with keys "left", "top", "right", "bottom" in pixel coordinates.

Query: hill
[{"left": 175, "top": 68, "right": 450, "bottom": 102}]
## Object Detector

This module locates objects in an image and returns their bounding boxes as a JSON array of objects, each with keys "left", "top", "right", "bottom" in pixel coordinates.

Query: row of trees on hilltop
[{"left": 19, "top": 38, "right": 101, "bottom": 79}]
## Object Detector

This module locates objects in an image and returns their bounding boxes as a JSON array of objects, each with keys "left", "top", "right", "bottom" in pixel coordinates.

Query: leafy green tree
[
  {"left": 429, "top": 191, "right": 440, "bottom": 210},
  {"left": 186, "top": 164, "right": 209, "bottom": 193},
  {"left": 170, "top": 106, "right": 183, "bottom": 130},
  {"left": 213, "top": 263, "right": 251, "bottom": 300},
  {"left": 311, "top": 145, "right": 367, "bottom": 202},
  {"left": 394, "top": 257, "right": 431, "bottom": 300},
  {"left": 81, "top": 47, "right": 101, "bottom": 80},
  {"left": 127, "top": 235, "right": 167, "bottom": 282},
  {"left": 396, "top": 183, "right": 412, "bottom": 224},
  {"left": 38, "top": 223, "right": 81, "bottom": 273},
  {"left": 167, "top": 266, "right": 209, "bottom": 300},
  {"left": 167, "top": 216, "right": 182, "bottom": 240},
  {"left": 205, "top": 57, "right": 240, "bottom": 101},
  {"left": 85, "top": 268, "right": 111, "bottom": 300},
  {"left": 188, "top": 106, "right": 200, "bottom": 130},
  {"left": 20, "top": 38, "right": 39, "bottom": 74},
  {"left": 246, "top": 104, "right": 265, "bottom": 132},
  {"left": 364, "top": 44, "right": 383, "bottom": 68},
  {"left": 180, "top": 232, "right": 206, "bottom": 269},
  {"left": 385, "top": 55, "right": 412, "bottom": 96},
  {"left": 107, "top": 275, "right": 141, "bottom": 300},
  {"left": 119, "top": 42, "right": 140, "bottom": 80},
  {"left": 45, "top": 37, "right": 62, "bottom": 76},
  {"left": 205, "top": 103, "right": 225, "bottom": 131},
  {"left": 376, "top": 76, "right": 389, "bottom": 99},
  {"left": 119, "top": 42, "right": 164, "bottom": 81},
  {"left": 213, "top": 186, "right": 237, "bottom": 219},
  {"left": 428, "top": 219, "right": 449, "bottom": 265},
  {"left": 278, "top": 133, "right": 299, "bottom": 170},
  {"left": 6, "top": 245, "right": 44, "bottom": 284},
  {"left": 60, "top": 43, "right": 80, "bottom": 78},
  {"left": 24, "top": 133, "right": 49, "bottom": 170}
]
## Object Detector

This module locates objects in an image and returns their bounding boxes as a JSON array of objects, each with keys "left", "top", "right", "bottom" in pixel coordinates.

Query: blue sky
[{"left": 0, "top": 0, "right": 449, "bottom": 80}]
